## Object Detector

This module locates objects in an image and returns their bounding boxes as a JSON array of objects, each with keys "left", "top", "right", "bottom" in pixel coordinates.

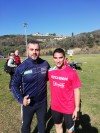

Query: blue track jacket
[{"left": 11, "top": 57, "right": 50, "bottom": 105}]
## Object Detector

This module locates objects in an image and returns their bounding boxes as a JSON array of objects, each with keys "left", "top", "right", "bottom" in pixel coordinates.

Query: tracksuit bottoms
[{"left": 21, "top": 101, "right": 47, "bottom": 133}]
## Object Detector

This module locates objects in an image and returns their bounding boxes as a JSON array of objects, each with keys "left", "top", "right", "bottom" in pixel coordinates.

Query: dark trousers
[
  {"left": 21, "top": 101, "right": 47, "bottom": 133},
  {"left": 9, "top": 72, "right": 14, "bottom": 89}
]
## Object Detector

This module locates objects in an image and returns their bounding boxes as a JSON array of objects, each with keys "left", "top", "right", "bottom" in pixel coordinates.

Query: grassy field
[{"left": 0, "top": 54, "right": 100, "bottom": 133}]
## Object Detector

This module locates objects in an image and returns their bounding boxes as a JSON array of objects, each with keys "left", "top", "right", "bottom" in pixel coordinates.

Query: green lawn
[{"left": 0, "top": 54, "right": 100, "bottom": 133}]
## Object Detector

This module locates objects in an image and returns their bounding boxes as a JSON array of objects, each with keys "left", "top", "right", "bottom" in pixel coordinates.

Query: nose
[
  {"left": 56, "top": 58, "right": 60, "bottom": 62},
  {"left": 33, "top": 49, "right": 36, "bottom": 53}
]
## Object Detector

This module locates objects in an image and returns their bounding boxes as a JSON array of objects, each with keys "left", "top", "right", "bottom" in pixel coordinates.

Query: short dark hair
[
  {"left": 27, "top": 40, "right": 39, "bottom": 45},
  {"left": 53, "top": 48, "right": 65, "bottom": 57},
  {"left": 9, "top": 51, "right": 14, "bottom": 56},
  {"left": 27, "top": 40, "right": 40, "bottom": 49}
]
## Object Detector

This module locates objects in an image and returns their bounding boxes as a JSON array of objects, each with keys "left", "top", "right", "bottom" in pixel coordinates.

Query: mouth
[
  {"left": 57, "top": 63, "right": 61, "bottom": 66},
  {"left": 31, "top": 55, "right": 38, "bottom": 59}
]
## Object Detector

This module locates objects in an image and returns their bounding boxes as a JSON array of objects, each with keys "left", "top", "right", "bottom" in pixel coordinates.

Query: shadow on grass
[
  {"left": 32, "top": 111, "right": 98, "bottom": 133},
  {"left": 75, "top": 112, "right": 98, "bottom": 133},
  {"left": 32, "top": 108, "right": 54, "bottom": 133}
]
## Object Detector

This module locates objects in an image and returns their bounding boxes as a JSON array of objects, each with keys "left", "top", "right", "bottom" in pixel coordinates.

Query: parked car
[{"left": 0, "top": 55, "right": 5, "bottom": 58}]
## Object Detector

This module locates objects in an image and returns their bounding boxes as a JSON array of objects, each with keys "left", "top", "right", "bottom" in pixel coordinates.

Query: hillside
[{"left": 0, "top": 30, "right": 100, "bottom": 56}]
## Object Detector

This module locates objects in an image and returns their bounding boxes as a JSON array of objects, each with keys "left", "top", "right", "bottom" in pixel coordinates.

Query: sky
[{"left": 0, "top": 0, "right": 100, "bottom": 36}]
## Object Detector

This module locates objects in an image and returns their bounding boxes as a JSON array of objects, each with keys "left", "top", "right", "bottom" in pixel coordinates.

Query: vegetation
[
  {"left": 0, "top": 54, "right": 100, "bottom": 133},
  {"left": 0, "top": 30, "right": 100, "bottom": 56}
]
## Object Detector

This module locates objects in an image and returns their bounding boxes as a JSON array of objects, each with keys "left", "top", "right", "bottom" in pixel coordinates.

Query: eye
[
  {"left": 54, "top": 57, "right": 57, "bottom": 59},
  {"left": 35, "top": 49, "right": 39, "bottom": 51},
  {"left": 54, "top": 57, "right": 63, "bottom": 59},
  {"left": 59, "top": 57, "right": 63, "bottom": 59},
  {"left": 30, "top": 48, "right": 34, "bottom": 51}
]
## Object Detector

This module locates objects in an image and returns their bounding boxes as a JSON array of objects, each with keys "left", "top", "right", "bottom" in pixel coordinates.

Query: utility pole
[{"left": 23, "top": 23, "right": 28, "bottom": 57}]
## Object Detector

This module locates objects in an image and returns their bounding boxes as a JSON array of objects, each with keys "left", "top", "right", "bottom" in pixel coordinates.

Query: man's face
[
  {"left": 27, "top": 43, "right": 40, "bottom": 60},
  {"left": 53, "top": 52, "right": 65, "bottom": 69}
]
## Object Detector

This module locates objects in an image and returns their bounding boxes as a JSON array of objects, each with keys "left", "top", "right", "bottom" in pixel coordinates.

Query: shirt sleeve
[
  {"left": 8, "top": 58, "right": 16, "bottom": 67},
  {"left": 11, "top": 68, "right": 24, "bottom": 104},
  {"left": 72, "top": 70, "right": 82, "bottom": 89}
]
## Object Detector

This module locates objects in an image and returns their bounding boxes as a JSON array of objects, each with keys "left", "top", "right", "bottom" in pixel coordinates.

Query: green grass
[{"left": 0, "top": 54, "right": 100, "bottom": 133}]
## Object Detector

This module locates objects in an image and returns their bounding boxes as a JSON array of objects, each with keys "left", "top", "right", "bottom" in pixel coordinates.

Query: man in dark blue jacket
[{"left": 11, "top": 40, "right": 50, "bottom": 133}]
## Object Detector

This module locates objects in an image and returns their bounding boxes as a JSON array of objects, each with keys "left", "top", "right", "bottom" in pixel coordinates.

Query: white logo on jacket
[{"left": 41, "top": 67, "right": 47, "bottom": 74}]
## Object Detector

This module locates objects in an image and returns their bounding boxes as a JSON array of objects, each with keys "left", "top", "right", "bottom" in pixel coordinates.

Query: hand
[
  {"left": 23, "top": 95, "right": 30, "bottom": 106},
  {"left": 72, "top": 108, "right": 80, "bottom": 120}
]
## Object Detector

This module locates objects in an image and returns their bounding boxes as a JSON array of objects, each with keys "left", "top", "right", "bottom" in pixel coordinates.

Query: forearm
[
  {"left": 11, "top": 69, "right": 23, "bottom": 104},
  {"left": 11, "top": 85, "right": 23, "bottom": 104},
  {"left": 72, "top": 88, "right": 81, "bottom": 120},
  {"left": 74, "top": 88, "right": 81, "bottom": 112}
]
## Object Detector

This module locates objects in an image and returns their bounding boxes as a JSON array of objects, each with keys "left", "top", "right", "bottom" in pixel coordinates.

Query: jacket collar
[{"left": 28, "top": 57, "right": 40, "bottom": 64}]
